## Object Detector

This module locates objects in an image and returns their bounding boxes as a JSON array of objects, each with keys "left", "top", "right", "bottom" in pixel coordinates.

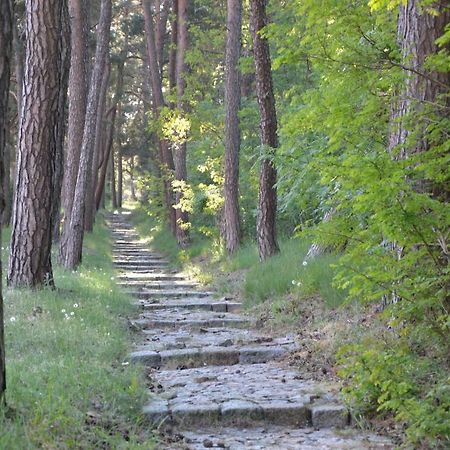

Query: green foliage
[
  {"left": 0, "top": 219, "right": 157, "bottom": 449},
  {"left": 338, "top": 342, "right": 450, "bottom": 446},
  {"left": 266, "top": 0, "right": 450, "bottom": 446}
]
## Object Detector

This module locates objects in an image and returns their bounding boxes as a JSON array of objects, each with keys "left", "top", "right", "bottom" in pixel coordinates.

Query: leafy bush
[{"left": 338, "top": 342, "right": 450, "bottom": 447}]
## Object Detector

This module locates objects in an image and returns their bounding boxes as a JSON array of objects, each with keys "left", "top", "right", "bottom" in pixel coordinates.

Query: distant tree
[
  {"left": 87, "top": 55, "right": 110, "bottom": 228},
  {"left": 174, "top": 0, "right": 190, "bottom": 247},
  {"left": 8, "top": 0, "right": 69, "bottom": 287},
  {"left": 0, "top": 0, "right": 13, "bottom": 401},
  {"left": 142, "top": 0, "right": 176, "bottom": 233},
  {"left": 60, "top": 0, "right": 112, "bottom": 269},
  {"left": 52, "top": 4, "right": 71, "bottom": 241},
  {"left": 250, "top": 0, "right": 279, "bottom": 260},
  {"left": 223, "top": 0, "right": 242, "bottom": 254},
  {"left": 59, "top": 0, "right": 89, "bottom": 258}
]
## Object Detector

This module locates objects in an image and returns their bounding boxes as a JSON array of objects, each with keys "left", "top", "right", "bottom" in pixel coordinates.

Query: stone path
[{"left": 109, "top": 212, "right": 393, "bottom": 449}]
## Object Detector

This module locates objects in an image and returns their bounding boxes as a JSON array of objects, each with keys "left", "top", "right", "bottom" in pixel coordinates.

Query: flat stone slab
[
  {"left": 134, "top": 299, "right": 242, "bottom": 313},
  {"left": 132, "top": 309, "right": 253, "bottom": 330},
  {"left": 132, "top": 317, "right": 251, "bottom": 330},
  {"left": 137, "top": 327, "right": 292, "bottom": 353},
  {"left": 130, "top": 343, "right": 295, "bottom": 369},
  {"left": 117, "top": 274, "right": 186, "bottom": 282},
  {"left": 118, "top": 281, "right": 198, "bottom": 291},
  {"left": 115, "top": 262, "right": 169, "bottom": 269},
  {"left": 143, "top": 363, "right": 345, "bottom": 428},
  {"left": 177, "top": 426, "right": 393, "bottom": 449},
  {"left": 130, "top": 289, "right": 215, "bottom": 299}
]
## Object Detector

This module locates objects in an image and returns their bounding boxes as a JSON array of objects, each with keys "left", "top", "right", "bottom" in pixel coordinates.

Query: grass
[
  {"left": 0, "top": 216, "right": 157, "bottom": 449},
  {"left": 130, "top": 204, "right": 347, "bottom": 312}
]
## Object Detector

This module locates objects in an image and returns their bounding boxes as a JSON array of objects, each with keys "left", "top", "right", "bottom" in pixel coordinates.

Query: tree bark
[
  {"left": 86, "top": 56, "right": 110, "bottom": 230},
  {"left": 117, "top": 104, "right": 124, "bottom": 208},
  {"left": 156, "top": 0, "right": 170, "bottom": 76},
  {"left": 250, "top": 0, "right": 279, "bottom": 260},
  {"left": 382, "top": 1, "right": 450, "bottom": 307},
  {"left": 3, "top": 14, "right": 24, "bottom": 227},
  {"left": 110, "top": 148, "right": 117, "bottom": 208},
  {"left": 52, "top": 5, "right": 71, "bottom": 242},
  {"left": 8, "top": 0, "right": 69, "bottom": 287},
  {"left": 60, "top": 0, "right": 112, "bottom": 269},
  {"left": 60, "top": 0, "right": 89, "bottom": 237},
  {"left": 94, "top": 57, "right": 124, "bottom": 211},
  {"left": 389, "top": 1, "right": 450, "bottom": 160},
  {"left": 169, "top": 0, "right": 178, "bottom": 92},
  {"left": 95, "top": 105, "right": 114, "bottom": 210},
  {"left": 174, "top": 0, "right": 189, "bottom": 247},
  {"left": 142, "top": 0, "right": 176, "bottom": 233},
  {"left": 0, "top": 0, "right": 13, "bottom": 401},
  {"left": 223, "top": 0, "right": 242, "bottom": 254}
]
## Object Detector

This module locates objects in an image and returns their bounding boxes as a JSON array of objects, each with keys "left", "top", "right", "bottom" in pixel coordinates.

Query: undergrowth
[
  {"left": 0, "top": 217, "right": 157, "bottom": 449},
  {"left": 129, "top": 204, "right": 450, "bottom": 447}
]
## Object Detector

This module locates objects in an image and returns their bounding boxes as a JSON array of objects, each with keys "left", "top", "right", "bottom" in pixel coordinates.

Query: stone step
[
  {"left": 114, "top": 255, "right": 164, "bottom": 260},
  {"left": 135, "top": 299, "right": 242, "bottom": 313},
  {"left": 178, "top": 427, "right": 393, "bottom": 449},
  {"left": 119, "top": 281, "right": 198, "bottom": 291},
  {"left": 143, "top": 363, "right": 348, "bottom": 429},
  {"left": 139, "top": 327, "right": 276, "bottom": 351},
  {"left": 115, "top": 264, "right": 170, "bottom": 271},
  {"left": 116, "top": 268, "right": 171, "bottom": 275},
  {"left": 132, "top": 316, "right": 252, "bottom": 330},
  {"left": 113, "top": 244, "right": 147, "bottom": 249},
  {"left": 129, "top": 290, "right": 214, "bottom": 300},
  {"left": 113, "top": 251, "right": 164, "bottom": 258},
  {"left": 117, "top": 274, "right": 185, "bottom": 282},
  {"left": 130, "top": 344, "right": 295, "bottom": 369},
  {"left": 114, "top": 259, "right": 169, "bottom": 266}
]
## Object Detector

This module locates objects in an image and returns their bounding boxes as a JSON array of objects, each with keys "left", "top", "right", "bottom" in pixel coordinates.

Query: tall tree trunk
[
  {"left": 8, "top": 0, "right": 69, "bottom": 287},
  {"left": 86, "top": 56, "right": 110, "bottom": 230},
  {"left": 169, "top": 0, "right": 178, "bottom": 92},
  {"left": 0, "top": 0, "right": 13, "bottom": 402},
  {"left": 52, "top": 5, "right": 71, "bottom": 242},
  {"left": 94, "top": 57, "right": 124, "bottom": 210},
  {"left": 117, "top": 104, "right": 123, "bottom": 208},
  {"left": 129, "top": 156, "right": 137, "bottom": 201},
  {"left": 142, "top": 0, "right": 176, "bottom": 233},
  {"left": 2, "top": 141, "right": 11, "bottom": 227},
  {"left": 382, "top": 1, "right": 450, "bottom": 307},
  {"left": 389, "top": 1, "right": 450, "bottom": 160},
  {"left": 156, "top": 0, "right": 170, "bottom": 76},
  {"left": 250, "top": 0, "right": 279, "bottom": 260},
  {"left": 60, "top": 0, "right": 89, "bottom": 234},
  {"left": 110, "top": 148, "right": 117, "bottom": 208},
  {"left": 223, "top": 0, "right": 242, "bottom": 254},
  {"left": 60, "top": 0, "right": 112, "bottom": 269},
  {"left": 95, "top": 107, "right": 114, "bottom": 210},
  {"left": 4, "top": 14, "right": 25, "bottom": 227},
  {"left": 174, "top": 0, "right": 189, "bottom": 247}
]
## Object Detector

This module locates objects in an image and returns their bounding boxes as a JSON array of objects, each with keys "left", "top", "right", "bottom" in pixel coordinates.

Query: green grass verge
[
  {"left": 130, "top": 205, "right": 346, "bottom": 311},
  {"left": 0, "top": 217, "right": 157, "bottom": 449}
]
